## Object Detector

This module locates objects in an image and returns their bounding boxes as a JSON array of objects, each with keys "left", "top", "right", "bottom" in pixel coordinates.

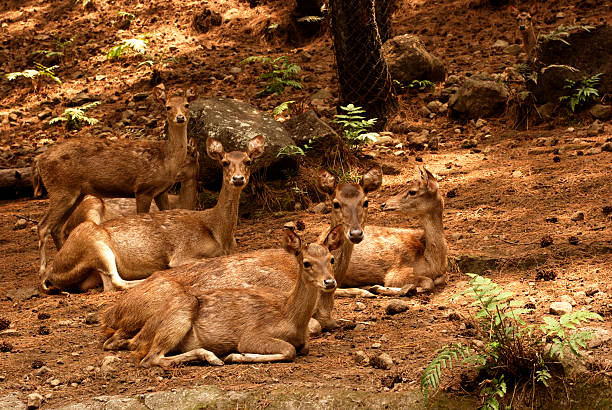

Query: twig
[{"left": 14, "top": 214, "right": 38, "bottom": 224}]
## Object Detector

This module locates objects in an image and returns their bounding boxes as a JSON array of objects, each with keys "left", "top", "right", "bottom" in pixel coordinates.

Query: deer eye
[
  {"left": 221, "top": 160, "right": 230, "bottom": 167},
  {"left": 333, "top": 201, "right": 340, "bottom": 209},
  {"left": 363, "top": 200, "right": 369, "bottom": 208},
  {"left": 184, "top": 103, "right": 190, "bottom": 109},
  {"left": 304, "top": 261, "right": 311, "bottom": 268},
  {"left": 408, "top": 190, "right": 417, "bottom": 196},
  {"left": 166, "top": 106, "right": 171, "bottom": 111},
  {"left": 330, "top": 257, "right": 335, "bottom": 265},
  {"left": 244, "top": 160, "right": 252, "bottom": 166}
]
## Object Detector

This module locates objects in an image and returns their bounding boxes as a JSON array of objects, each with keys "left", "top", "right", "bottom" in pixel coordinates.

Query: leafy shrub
[
  {"left": 540, "top": 25, "right": 594, "bottom": 45},
  {"left": 106, "top": 37, "right": 148, "bottom": 60},
  {"left": 277, "top": 135, "right": 319, "bottom": 158},
  {"left": 240, "top": 55, "right": 302, "bottom": 96},
  {"left": 5, "top": 63, "right": 62, "bottom": 91},
  {"left": 559, "top": 73, "right": 602, "bottom": 112},
  {"left": 332, "top": 104, "right": 378, "bottom": 146},
  {"left": 49, "top": 101, "right": 101, "bottom": 130},
  {"left": 421, "top": 273, "right": 602, "bottom": 409},
  {"left": 393, "top": 79, "right": 435, "bottom": 92}
]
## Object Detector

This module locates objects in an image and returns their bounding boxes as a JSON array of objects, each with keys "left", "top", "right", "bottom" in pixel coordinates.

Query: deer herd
[{"left": 30, "top": 83, "right": 448, "bottom": 367}]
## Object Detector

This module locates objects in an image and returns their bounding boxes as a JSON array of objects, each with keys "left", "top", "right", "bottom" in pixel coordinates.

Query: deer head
[
  {"left": 282, "top": 224, "right": 344, "bottom": 292},
  {"left": 316, "top": 167, "right": 382, "bottom": 244},
  {"left": 154, "top": 84, "right": 198, "bottom": 126},
  {"left": 509, "top": 3, "right": 537, "bottom": 32},
  {"left": 381, "top": 166, "right": 441, "bottom": 216},
  {"left": 206, "top": 135, "right": 265, "bottom": 188}
]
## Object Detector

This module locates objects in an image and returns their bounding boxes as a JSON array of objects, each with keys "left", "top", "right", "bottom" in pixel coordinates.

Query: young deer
[
  {"left": 59, "top": 139, "right": 200, "bottom": 242},
  {"left": 509, "top": 2, "right": 538, "bottom": 63},
  {"left": 33, "top": 84, "right": 197, "bottom": 277},
  {"left": 95, "top": 167, "right": 382, "bottom": 348},
  {"left": 338, "top": 166, "right": 447, "bottom": 296},
  {"left": 40, "top": 135, "right": 265, "bottom": 293},
  {"left": 102, "top": 225, "right": 344, "bottom": 367}
]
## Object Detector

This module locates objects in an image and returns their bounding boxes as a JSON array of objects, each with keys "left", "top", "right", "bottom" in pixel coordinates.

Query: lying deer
[
  {"left": 60, "top": 139, "right": 200, "bottom": 242},
  {"left": 338, "top": 166, "right": 447, "bottom": 297},
  {"left": 33, "top": 83, "right": 197, "bottom": 277},
  {"left": 509, "top": 2, "right": 538, "bottom": 63},
  {"left": 40, "top": 135, "right": 265, "bottom": 293},
  {"left": 94, "top": 167, "right": 382, "bottom": 347},
  {"left": 103, "top": 225, "right": 344, "bottom": 367}
]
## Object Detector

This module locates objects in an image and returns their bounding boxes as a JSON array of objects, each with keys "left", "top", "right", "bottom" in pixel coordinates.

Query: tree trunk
[
  {"left": 0, "top": 167, "right": 34, "bottom": 198},
  {"left": 330, "top": 0, "right": 397, "bottom": 128},
  {"left": 375, "top": 0, "right": 397, "bottom": 44},
  {"left": 295, "top": 0, "right": 323, "bottom": 17}
]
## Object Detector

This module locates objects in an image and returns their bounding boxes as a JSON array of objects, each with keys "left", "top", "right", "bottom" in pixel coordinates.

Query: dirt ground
[{"left": 0, "top": 0, "right": 611, "bottom": 408}]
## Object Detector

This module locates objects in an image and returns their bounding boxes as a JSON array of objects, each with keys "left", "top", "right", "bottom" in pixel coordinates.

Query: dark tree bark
[
  {"left": 375, "top": 0, "right": 397, "bottom": 44},
  {"left": 330, "top": 0, "right": 397, "bottom": 128},
  {"left": 295, "top": 0, "right": 323, "bottom": 17}
]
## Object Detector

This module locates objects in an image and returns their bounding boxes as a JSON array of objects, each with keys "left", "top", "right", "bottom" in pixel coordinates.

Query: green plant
[
  {"left": 332, "top": 104, "right": 378, "bottom": 146},
  {"left": 277, "top": 135, "right": 319, "bottom": 158},
  {"left": 420, "top": 273, "right": 602, "bottom": 408},
  {"left": 49, "top": 101, "right": 101, "bottom": 129},
  {"left": 240, "top": 55, "right": 302, "bottom": 96},
  {"left": 5, "top": 63, "right": 62, "bottom": 90},
  {"left": 272, "top": 100, "right": 295, "bottom": 116},
  {"left": 393, "top": 79, "right": 435, "bottom": 92},
  {"left": 559, "top": 73, "right": 602, "bottom": 112},
  {"left": 32, "top": 36, "right": 75, "bottom": 62},
  {"left": 106, "top": 36, "right": 148, "bottom": 60},
  {"left": 540, "top": 25, "right": 594, "bottom": 45}
]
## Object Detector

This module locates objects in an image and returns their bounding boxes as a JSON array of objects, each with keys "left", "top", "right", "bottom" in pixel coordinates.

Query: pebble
[
  {"left": 585, "top": 286, "right": 599, "bottom": 297},
  {"left": 393, "top": 150, "right": 405, "bottom": 156},
  {"left": 310, "top": 202, "right": 329, "bottom": 214},
  {"left": 587, "top": 120, "right": 604, "bottom": 136},
  {"left": 570, "top": 211, "right": 585, "bottom": 222},
  {"left": 101, "top": 355, "right": 121, "bottom": 373},
  {"left": 461, "top": 138, "right": 477, "bottom": 149},
  {"left": 474, "top": 118, "right": 487, "bottom": 129},
  {"left": 27, "top": 392, "right": 43, "bottom": 409},
  {"left": 354, "top": 350, "right": 369, "bottom": 365},
  {"left": 49, "top": 378, "right": 61, "bottom": 387},
  {"left": 370, "top": 353, "right": 394, "bottom": 370},
  {"left": 84, "top": 313, "right": 99, "bottom": 325},
  {"left": 550, "top": 301, "right": 572, "bottom": 315},
  {"left": 13, "top": 219, "right": 27, "bottom": 230},
  {"left": 585, "top": 147, "right": 602, "bottom": 155},
  {"left": 354, "top": 301, "right": 366, "bottom": 312},
  {"left": 385, "top": 300, "right": 410, "bottom": 315},
  {"left": 371, "top": 342, "right": 382, "bottom": 349},
  {"left": 34, "top": 366, "right": 51, "bottom": 376},
  {"left": 354, "top": 323, "right": 367, "bottom": 332}
]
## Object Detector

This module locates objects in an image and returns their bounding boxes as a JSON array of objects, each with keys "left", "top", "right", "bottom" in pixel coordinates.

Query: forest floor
[{"left": 0, "top": 0, "right": 611, "bottom": 408}]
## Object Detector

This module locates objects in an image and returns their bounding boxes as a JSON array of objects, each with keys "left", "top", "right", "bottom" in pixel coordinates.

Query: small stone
[
  {"left": 474, "top": 118, "right": 487, "bottom": 129},
  {"left": 229, "top": 67, "right": 242, "bottom": 74},
  {"left": 540, "top": 235, "right": 553, "bottom": 248},
  {"left": 310, "top": 202, "right": 329, "bottom": 214},
  {"left": 587, "top": 120, "right": 605, "bottom": 136},
  {"left": 354, "top": 323, "right": 366, "bottom": 332},
  {"left": 101, "top": 355, "right": 121, "bottom": 373},
  {"left": 570, "top": 211, "right": 584, "bottom": 222},
  {"left": 27, "top": 392, "right": 43, "bottom": 409},
  {"left": 84, "top": 313, "right": 99, "bottom": 325},
  {"left": 585, "top": 286, "right": 599, "bottom": 297},
  {"left": 418, "top": 106, "right": 431, "bottom": 117},
  {"left": 49, "top": 378, "right": 61, "bottom": 387},
  {"left": 370, "top": 353, "right": 394, "bottom": 370},
  {"left": 354, "top": 350, "right": 369, "bottom": 365},
  {"left": 13, "top": 219, "right": 27, "bottom": 230},
  {"left": 461, "top": 138, "right": 477, "bottom": 149},
  {"left": 492, "top": 39, "right": 509, "bottom": 48},
  {"left": 371, "top": 342, "right": 382, "bottom": 349},
  {"left": 585, "top": 147, "right": 602, "bottom": 155},
  {"left": 602, "top": 142, "right": 612, "bottom": 152},
  {"left": 450, "top": 232, "right": 463, "bottom": 241},
  {"left": 393, "top": 150, "right": 405, "bottom": 156},
  {"left": 589, "top": 104, "right": 612, "bottom": 120},
  {"left": 381, "top": 163, "right": 401, "bottom": 175},
  {"left": 504, "top": 44, "right": 523, "bottom": 55},
  {"left": 385, "top": 300, "right": 410, "bottom": 315},
  {"left": 426, "top": 100, "right": 444, "bottom": 113},
  {"left": 568, "top": 236, "right": 579, "bottom": 245},
  {"left": 354, "top": 301, "right": 366, "bottom": 312},
  {"left": 84, "top": 365, "right": 95, "bottom": 372},
  {"left": 34, "top": 366, "right": 51, "bottom": 376},
  {"left": 550, "top": 301, "right": 572, "bottom": 316}
]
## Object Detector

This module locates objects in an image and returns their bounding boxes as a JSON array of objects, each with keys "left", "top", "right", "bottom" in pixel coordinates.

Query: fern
[
  {"left": 421, "top": 343, "right": 474, "bottom": 402},
  {"left": 272, "top": 100, "right": 295, "bottom": 116},
  {"left": 49, "top": 101, "right": 100, "bottom": 129},
  {"left": 332, "top": 104, "right": 379, "bottom": 146},
  {"left": 106, "top": 36, "right": 148, "bottom": 60},
  {"left": 559, "top": 73, "right": 602, "bottom": 112},
  {"left": 5, "top": 63, "right": 61, "bottom": 87},
  {"left": 540, "top": 25, "right": 594, "bottom": 45},
  {"left": 240, "top": 55, "right": 302, "bottom": 96}
]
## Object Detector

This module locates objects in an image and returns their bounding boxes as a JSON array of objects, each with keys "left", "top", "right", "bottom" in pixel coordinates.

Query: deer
[
  {"left": 509, "top": 2, "right": 538, "bottom": 63},
  {"left": 33, "top": 83, "right": 198, "bottom": 277},
  {"left": 102, "top": 225, "right": 344, "bottom": 367},
  {"left": 59, "top": 139, "right": 200, "bottom": 242},
  {"left": 39, "top": 135, "right": 265, "bottom": 293},
  {"left": 94, "top": 167, "right": 382, "bottom": 350},
  {"left": 336, "top": 166, "right": 447, "bottom": 297}
]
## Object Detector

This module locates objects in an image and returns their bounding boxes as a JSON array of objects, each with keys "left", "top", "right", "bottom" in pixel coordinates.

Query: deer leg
[
  {"left": 103, "top": 328, "right": 133, "bottom": 351},
  {"left": 312, "top": 291, "right": 338, "bottom": 330},
  {"left": 95, "top": 242, "right": 144, "bottom": 290},
  {"left": 153, "top": 192, "right": 170, "bottom": 211},
  {"left": 380, "top": 267, "right": 435, "bottom": 294},
  {"left": 334, "top": 288, "right": 377, "bottom": 298},
  {"left": 225, "top": 336, "right": 297, "bottom": 364},
  {"left": 135, "top": 193, "right": 154, "bottom": 213}
]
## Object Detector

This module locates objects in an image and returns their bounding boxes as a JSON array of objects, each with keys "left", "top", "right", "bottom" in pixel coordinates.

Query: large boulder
[
  {"left": 534, "top": 24, "right": 612, "bottom": 104},
  {"left": 187, "top": 97, "right": 296, "bottom": 183},
  {"left": 448, "top": 73, "right": 509, "bottom": 119},
  {"left": 282, "top": 110, "right": 339, "bottom": 146},
  {"left": 382, "top": 34, "right": 446, "bottom": 84}
]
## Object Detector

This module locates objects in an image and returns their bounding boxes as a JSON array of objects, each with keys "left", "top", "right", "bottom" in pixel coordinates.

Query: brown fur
[
  {"left": 104, "top": 226, "right": 344, "bottom": 367},
  {"left": 40, "top": 136, "right": 265, "bottom": 293},
  {"left": 509, "top": 3, "right": 538, "bottom": 62},
  {"left": 34, "top": 84, "right": 198, "bottom": 277}
]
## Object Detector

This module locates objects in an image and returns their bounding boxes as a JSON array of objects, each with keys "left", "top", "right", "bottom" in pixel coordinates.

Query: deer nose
[
  {"left": 348, "top": 229, "right": 364, "bottom": 243},
  {"left": 175, "top": 115, "right": 186, "bottom": 123},
  {"left": 380, "top": 202, "right": 387, "bottom": 210},
  {"left": 232, "top": 175, "right": 245, "bottom": 186},
  {"left": 323, "top": 278, "right": 337, "bottom": 290}
]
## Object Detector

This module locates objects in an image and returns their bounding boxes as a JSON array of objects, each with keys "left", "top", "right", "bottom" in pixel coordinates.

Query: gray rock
[
  {"left": 585, "top": 286, "right": 599, "bottom": 297},
  {"left": 585, "top": 147, "right": 602, "bottom": 155},
  {"left": 406, "top": 131, "right": 428, "bottom": 150},
  {"left": 587, "top": 120, "right": 605, "bottom": 136},
  {"left": 426, "top": 100, "right": 444, "bottom": 113},
  {"left": 570, "top": 211, "right": 585, "bottom": 221},
  {"left": 537, "top": 102, "right": 557, "bottom": 118},
  {"left": 34, "top": 366, "right": 51, "bottom": 376},
  {"left": 474, "top": 118, "right": 487, "bottom": 129},
  {"left": 584, "top": 327, "right": 612, "bottom": 349},
  {"left": 68, "top": 92, "right": 97, "bottom": 107},
  {"left": 504, "top": 44, "right": 524, "bottom": 55},
  {"left": 281, "top": 110, "right": 339, "bottom": 147},
  {"left": 602, "top": 142, "right": 612, "bottom": 152},
  {"left": 0, "top": 393, "right": 26, "bottom": 410},
  {"left": 187, "top": 97, "right": 296, "bottom": 183},
  {"left": 13, "top": 219, "right": 27, "bottom": 230},
  {"left": 49, "top": 378, "right": 61, "bottom": 387},
  {"left": 100, "top": 356, "right": 120, "bottom": 373},
  {"left": 492, "top": 39, "right": 509, "bottom": 48},
  {"left": 354, "top": 350, "right": 369, "bottom": 365},
  {"left": 27, "top": 392, "right": 43, "bottom": 409},
  {"left": 310, "top": 202, "right": 329, "bottom": 214},
  {"left": 84, "top": 313, "right": 99, "bottom": 325},
  {"left": 310, "top": 88, "right": 334, "bottom": 100},
  {"left": 418, "top": 105, "right": 432, "bottom": 117},
  {"left": 385, "top": 300, "right": 410, "bottom": 315},
  {"left": 461, "top": 138, "right": 478, "bottom": 149},
  {"left": 382, "top": 34, "right": 446, "bottom": 84},
  {"left": 448, "top": 74, "right": 509, "bottom": 119},
  {"left": 354, "top": 301, "right": 366, "bottom": 312},
  {"left": 104, "top": 397, "right": 148, "bottom": 410},
  {"left": 381, "top": 163, "right": 401, "bottom": 175},
  {"left": 589, "top": 104, "right": 612, "bottom": 120},
  {"left": 550, "top": 301, "right": 572, "bottom": 315},
  {"left": 5, "top": 287, "right": 39, "bottom": 301},
  {"left": 370, "top": 353, "right": 394, "bottom": 370}
]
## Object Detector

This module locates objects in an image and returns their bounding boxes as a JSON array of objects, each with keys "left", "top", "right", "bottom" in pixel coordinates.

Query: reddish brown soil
[{"left": 0, "top": 0, "right": 611, "bottom": 408}]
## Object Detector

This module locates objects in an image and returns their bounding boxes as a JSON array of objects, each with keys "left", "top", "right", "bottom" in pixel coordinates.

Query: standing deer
[
  {"left": 33, "top": 84, "right": 197, "bottom": 277},
  {"left": 509, "top": 2, "right": 538, "bottom": 63},
  {"left": 103, "top": 225, "right": 344, "bottom": 367},
  {"left": 95, "top": 167, "right": 382, "bottom": 349},
  {"left": 60, "top": 139, "right": 200, "bottom": 242},
  {"left": 338, "top": 166, "right": 447, "bottom": 296},
  {"left": 40, "top": 135, "right": 265, "bottom": 293}
]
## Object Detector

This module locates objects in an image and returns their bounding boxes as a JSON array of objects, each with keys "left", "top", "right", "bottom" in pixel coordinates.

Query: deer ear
[
  {"left": 324, "top": 225, "right": 344, "bottom": 252},
  {"left": 529, "top": 2, "right": 537, "bottom": 15},
  {"left": 206, "top": 137, "right": 225, "bottom": 161},
  {"left": 153, "top": 83, "right": 166, "bottom": 104},
  {"left": 360, "top": 166, "right": 382, "bottom": 193},
  {"left": 282, "top": 228, "right": 302, "bottom": 255},
  {"left": 422, "top": 167, "right": 439, "bottom": 193},
  {"left": 247, "top": 135, "right": 265, "bottom": 159},
  {"left": 317, "top": 169, "right": 336, "bottom": 195},
  {"left": 186, "top": 85, "right": 198, "bottom": 102}
]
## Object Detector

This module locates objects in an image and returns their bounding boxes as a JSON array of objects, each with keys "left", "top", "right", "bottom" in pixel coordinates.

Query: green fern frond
[{"left": 421, "top": 343, "right": 474, "bottom": 402}]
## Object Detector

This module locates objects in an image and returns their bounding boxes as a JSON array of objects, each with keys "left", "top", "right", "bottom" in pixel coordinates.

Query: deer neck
[
  {"left": 420, "top": 201, "right": 447, "bottom": 276},
  {"left": 284, "top": 272, "right": 320, "bottom": 328},
  {"left": 164, "top": 122, "right": 188, "bottom": 172},
  {"left": 333, "top": 234, "right": 354, "bottom": 284},
  {"left": 521, "top": 26, "right": 536, "bottom": 48},
  {"left": 206, "top": 181, "right": 242, "bottom": 253}
]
